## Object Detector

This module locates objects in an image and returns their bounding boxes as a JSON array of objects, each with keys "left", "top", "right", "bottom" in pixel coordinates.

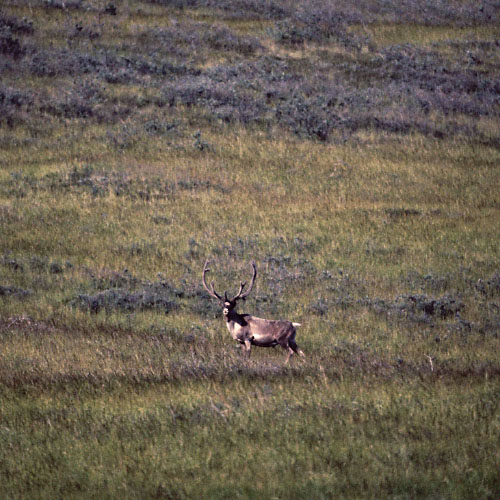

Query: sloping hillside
[{"left": 1, "top": 1, "right": 500, "bottom": 498}]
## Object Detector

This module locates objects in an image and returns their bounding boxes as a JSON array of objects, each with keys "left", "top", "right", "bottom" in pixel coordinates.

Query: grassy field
[{"left": 1, "top": 0, "right": 500, "bottom": 498}]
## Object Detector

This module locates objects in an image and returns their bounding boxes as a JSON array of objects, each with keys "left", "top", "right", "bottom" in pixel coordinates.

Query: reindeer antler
[
  {"left": 202, "top": 259, "right": 224, "bottom": 302},
  {"left": 230, "top": 261, "right": 257, "bottom": 302}
]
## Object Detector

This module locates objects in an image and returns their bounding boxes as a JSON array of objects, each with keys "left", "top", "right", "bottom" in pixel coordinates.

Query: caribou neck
[{"left": 225, "top": 308, "right": 246, "bottom": 325}]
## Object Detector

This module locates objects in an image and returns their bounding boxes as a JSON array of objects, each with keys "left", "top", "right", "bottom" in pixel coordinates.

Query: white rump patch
[{"left": 292, "top": 322, "right": 301, "bottom": 327}]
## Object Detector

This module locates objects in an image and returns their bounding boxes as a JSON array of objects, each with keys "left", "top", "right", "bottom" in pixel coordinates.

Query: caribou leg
[
  {"left": 289, "top": 339, "right": 305, "bottom": 359},
  {"left": 244, "top": 339, "right": 252, "bottom": 359},
  {"left": 284, "top": 339, "right": 305, "bottom": 364}
]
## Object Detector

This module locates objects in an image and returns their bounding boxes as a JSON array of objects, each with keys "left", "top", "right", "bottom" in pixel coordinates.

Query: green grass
[
  {"left": 2, "top": 125, "right": 499, "bottom": 498},
  {"left": 2, "top": 377, "right": 498, "bottom": 499},
  {"left": 365, "top": 23, "right": 500, "bottom": 48},
  {"left": 1, "top": 0, "right": 500, "bottom": 498}
]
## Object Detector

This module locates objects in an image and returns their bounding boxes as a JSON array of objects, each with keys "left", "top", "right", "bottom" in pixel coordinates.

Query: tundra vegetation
[{"left": 0, "top": 0, "right": 499, "bottom": 498}]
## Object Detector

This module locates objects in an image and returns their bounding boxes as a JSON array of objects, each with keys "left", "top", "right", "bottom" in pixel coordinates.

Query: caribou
[{"left": 202, "top": 260, "right": 305, "bottom": 364}]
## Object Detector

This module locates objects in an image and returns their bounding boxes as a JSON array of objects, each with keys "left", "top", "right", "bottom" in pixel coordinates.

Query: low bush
[{"left": 72, "top": 281, "right": 181, "bottom": 314}]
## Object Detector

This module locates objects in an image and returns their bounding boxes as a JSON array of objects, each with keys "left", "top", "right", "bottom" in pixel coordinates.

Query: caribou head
[{"left": 202, "top": 259, "right": 257, "bottom": 315}]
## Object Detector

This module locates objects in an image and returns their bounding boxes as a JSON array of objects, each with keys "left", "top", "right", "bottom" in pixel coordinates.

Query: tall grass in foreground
[
  {"left": 1, "top": 376, "right": 499, "bottom": 499},
  {"left": 1, "top": 0, "right": 500, "bottom": 498}
]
